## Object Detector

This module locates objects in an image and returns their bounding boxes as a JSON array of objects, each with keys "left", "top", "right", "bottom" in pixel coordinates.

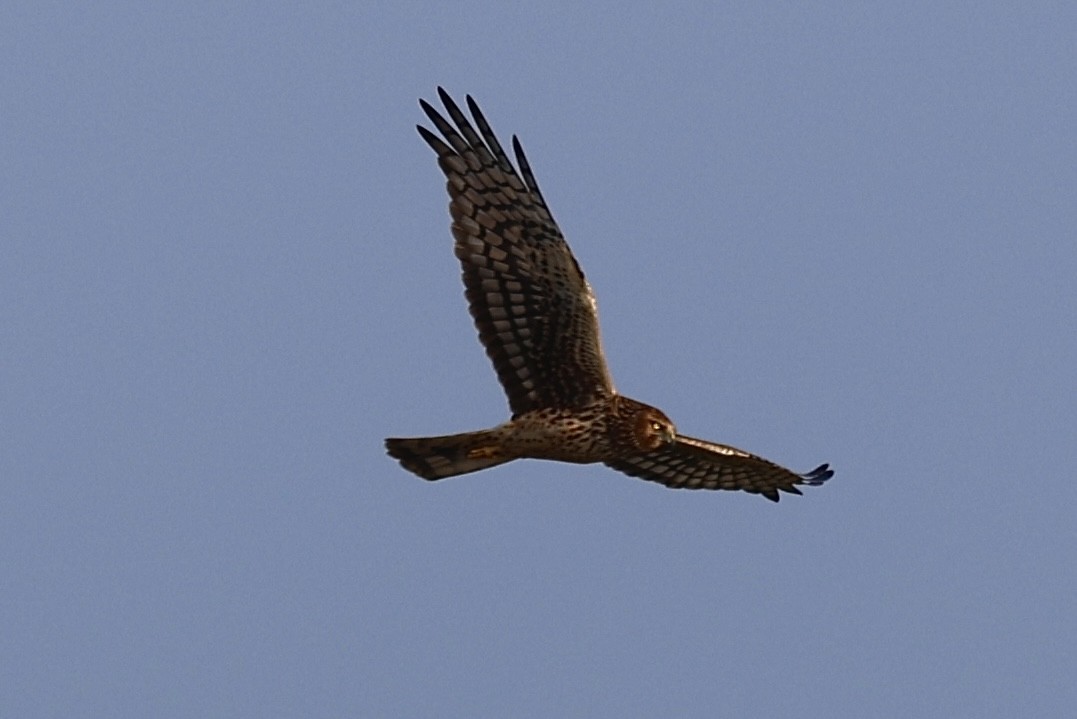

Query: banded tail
[{"left": 385, "top": 429, "right": 512, "bottom": 480}]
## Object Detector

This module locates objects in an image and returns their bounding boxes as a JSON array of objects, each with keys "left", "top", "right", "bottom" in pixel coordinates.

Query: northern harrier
[{"left": 385, "top": 89, "right": 833, "bottom": 501}]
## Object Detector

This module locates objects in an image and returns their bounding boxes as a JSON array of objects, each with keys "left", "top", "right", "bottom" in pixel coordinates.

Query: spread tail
[{"left": 385, "top": 429, "right": 512, "bottom": 480}]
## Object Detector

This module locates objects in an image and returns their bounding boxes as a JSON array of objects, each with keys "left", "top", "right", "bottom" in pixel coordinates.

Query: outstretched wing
[
  {"left": 604, "top": 435, "right": 833, "bottom": 501},
  {"left": 417, "top": 88, "right": 615, "bottom": 416}
]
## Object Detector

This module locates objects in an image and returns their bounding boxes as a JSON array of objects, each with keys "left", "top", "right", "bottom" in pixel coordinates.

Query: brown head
[{"left": 614, "top": 396, "right": 677, "bottom": 453}]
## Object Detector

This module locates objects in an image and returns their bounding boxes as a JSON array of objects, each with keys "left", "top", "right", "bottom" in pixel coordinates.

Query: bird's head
[{"left": 631, "top": 404, "right": 677, "bottom": 451}]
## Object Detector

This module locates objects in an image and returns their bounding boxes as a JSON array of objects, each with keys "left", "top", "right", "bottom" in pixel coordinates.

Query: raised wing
[
  {"left": 418, "top": 88, "right": 615, "bottom": 416},
  {"left": 605, "top": 434, "right": 833, "bottom": 501}
]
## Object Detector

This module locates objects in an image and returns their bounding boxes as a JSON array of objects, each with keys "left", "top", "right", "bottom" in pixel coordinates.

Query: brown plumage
[{"left": 384, "top": 88, "right": 833, "bottom": 502}]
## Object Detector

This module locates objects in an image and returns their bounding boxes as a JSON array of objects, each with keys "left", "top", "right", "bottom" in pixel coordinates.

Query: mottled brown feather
[
  {"left": 417, "top": 88, "right": 614, "bottom": 415},
  {"left": 604, "top": 435, "right": 833, "bottom": 502}
]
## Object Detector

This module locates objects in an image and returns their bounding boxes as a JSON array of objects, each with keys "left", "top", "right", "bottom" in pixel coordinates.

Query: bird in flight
[{"left": 385, "top": 88, "right": 833, "bottom": 501}]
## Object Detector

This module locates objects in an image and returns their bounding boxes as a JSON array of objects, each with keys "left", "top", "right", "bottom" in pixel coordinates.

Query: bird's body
[
  {"left": 388, "top": 396, "right": 672, "bottom": 480},
  {"left": 385, "top": 88, "right": 833, "bottom": 501}
]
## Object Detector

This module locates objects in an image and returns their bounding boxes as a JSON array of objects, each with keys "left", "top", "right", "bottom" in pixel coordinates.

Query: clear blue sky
[{"left": 3, "top": 3, "right": 1075, "bottom": 717}]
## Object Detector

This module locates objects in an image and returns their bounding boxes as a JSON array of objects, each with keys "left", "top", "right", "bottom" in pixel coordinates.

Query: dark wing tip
[
  {"left": 415, "top": 124, "right": 452, "bottom": 156},
  {"left": 511, "top": 135, "right": 528, "bottom": 170},
  {"left": 418, "top": 97, "right": 439, "bottom": 123},
  {"left": 415, "top": 123, "right": 436, "bottom": 142},
  {"left": 761, "top": 463, "right": 833, "bottom": 503},
  {"left": 800, "top": 463, "right": 834, "bottom": 487},
  {"left": 465, "top": 94, "right": 481, "bottom": 116}
]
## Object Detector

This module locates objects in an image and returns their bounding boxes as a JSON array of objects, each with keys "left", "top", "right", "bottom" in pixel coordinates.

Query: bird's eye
[{"left": 650, "top": 421, "right": 664, "bottom": 432}]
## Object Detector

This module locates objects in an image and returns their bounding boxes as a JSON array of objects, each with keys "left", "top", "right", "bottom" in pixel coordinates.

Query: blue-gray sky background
[{"left": 3, "top": 3, "right": 1075, "bottom": 717}]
